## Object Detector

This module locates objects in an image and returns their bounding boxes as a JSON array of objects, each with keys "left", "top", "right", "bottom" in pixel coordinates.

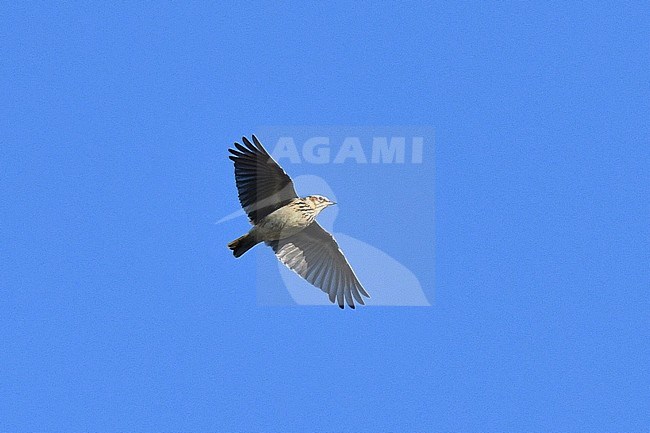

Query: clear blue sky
[{"left": 2, "top": 2, "right": 648, "bottom": 432}]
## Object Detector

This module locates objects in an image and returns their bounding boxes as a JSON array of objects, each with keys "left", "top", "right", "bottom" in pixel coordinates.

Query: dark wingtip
[
  {"left": 242, "top": 136, "right": 256, "bottom": 151},
  {"left": 234, "top": 142, "right": 249, "bottom": 153},
  {"left": 228, "top": 147, "right": 245, "bottom": 158},
  {"left": 252, "top": 135, "right": 267, "bottom": 153}
]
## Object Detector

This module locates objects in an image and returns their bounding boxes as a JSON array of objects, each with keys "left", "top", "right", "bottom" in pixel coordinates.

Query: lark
[{"left": 227, "top": 135, "right": 370, "bottom": 309}]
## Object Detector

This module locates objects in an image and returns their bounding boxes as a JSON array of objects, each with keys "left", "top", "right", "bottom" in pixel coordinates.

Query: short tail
[{"left": 228, "top": 233, "right": 259, "bottom": 258}]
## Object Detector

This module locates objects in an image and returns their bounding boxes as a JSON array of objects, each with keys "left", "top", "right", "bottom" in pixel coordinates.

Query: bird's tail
[{"left": 228, "top": 233, "right": 259, "bottom": 258}]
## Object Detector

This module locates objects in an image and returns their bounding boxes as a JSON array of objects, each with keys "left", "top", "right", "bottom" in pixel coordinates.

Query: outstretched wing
[
  {"left": 268, "top": 222, "right": 370, "bottom": 309},
  {"left": 228, "top": 135, "right": 298, "bottom": 223}
]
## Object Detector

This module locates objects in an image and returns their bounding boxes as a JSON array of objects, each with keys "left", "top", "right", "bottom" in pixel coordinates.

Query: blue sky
[{"left": 1, "top": 2, "right": 649, "bottom": 432}]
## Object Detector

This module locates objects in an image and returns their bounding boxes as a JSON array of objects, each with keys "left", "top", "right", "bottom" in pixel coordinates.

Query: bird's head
[{"left": 305, "top": 195, "right": 336, "bottom": 213}]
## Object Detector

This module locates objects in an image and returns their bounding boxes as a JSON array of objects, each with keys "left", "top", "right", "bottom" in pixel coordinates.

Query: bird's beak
[{"left": 329, "top": 201, "right": 337, "bottom": 206}]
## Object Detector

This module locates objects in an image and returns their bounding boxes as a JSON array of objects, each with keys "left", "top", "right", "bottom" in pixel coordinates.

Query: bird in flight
[{"left": 227, "top": 135, "right": 370, "bottom": 309}]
